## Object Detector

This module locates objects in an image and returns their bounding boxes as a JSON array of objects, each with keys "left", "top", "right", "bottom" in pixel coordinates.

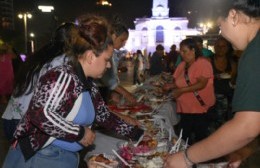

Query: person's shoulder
[
  {"left": 175, "top": 61, "right": 185, "bottom": 70},
  {"left": 49, "top": 64, "right": 71, "bottom": 72},
  {"left": 202, "top": 48, "right": 214, "bottom": 57},
  {"left": 197, "top": 57, "right": 210, "bottom": 62},
  {"left": 41, "top": 64, "right": 73, "bottom": 80},
  {"left": 195, "top": 57, "right": 212, "bottom": 67}
]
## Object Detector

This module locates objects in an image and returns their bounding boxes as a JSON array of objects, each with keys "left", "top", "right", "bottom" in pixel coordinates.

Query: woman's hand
[
  {"left": 163, "top": 83, "right": 175, "bottom": 92},
  {"left": 79, "top": 127, "right": 96, "bottom": 147},
  {"left": 112, "top": 111, "right": 141, "bottom": 126},
  {"left": 163, "top": 152, "right": 188, "bottom": 168},
  {"left": 227, "top": 152, "right": 243, "bottom": 168},
  {"left": 120, "top": 114, "right": 141, "bottom": 126},
  {"left": 125, "top": 94, "right": 138, "bottom": 105},
  {"left": 228, "top": 160, "right": 242, "bottom": 168},
  {"left": 172, "top": 88, "right": 183, "bottom": 99}
]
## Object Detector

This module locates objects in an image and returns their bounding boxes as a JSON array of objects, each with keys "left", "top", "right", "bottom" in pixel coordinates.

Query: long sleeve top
[{"left": 13, "top": 63, "right": 143, "bottom": 160}]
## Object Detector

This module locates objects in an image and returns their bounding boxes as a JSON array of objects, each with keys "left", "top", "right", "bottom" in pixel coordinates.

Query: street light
[
  {"left": 38, "top": 5, "right": 54, "bottom": 13},
  {"left": 199, "top": 21, "right": 213, "bottom": 34},
  {"left": 29, "top": 32, "right": 35, "bottom": 38},
  {"left": 18, "top": 12, "right": 32, "bottom": 53},
  {"left": 29, "top": 32, "right": 35, "bottom": 53},
  {"left": 96, "top": 0, "right": 112, "bottom": 6},
  {"left": 38, "top": 5, "right": 57, "bottom": 30}
]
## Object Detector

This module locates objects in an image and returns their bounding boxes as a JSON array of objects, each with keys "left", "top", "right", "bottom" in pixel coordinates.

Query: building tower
[
  {"left": 152, "top": 0, "right": 169, "bottom": 18},
  {"left": 125, "top": 0, "right": 201, "bottom": 53}
]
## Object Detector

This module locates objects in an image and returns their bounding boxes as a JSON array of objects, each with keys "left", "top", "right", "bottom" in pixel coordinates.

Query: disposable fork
[
  {"left": 169, "top": 129, "right": 183, "bottom": 154},
  {"left": 162, "top": 95, "right": 173, "bottom": 101},
  {"left": 134, "top": 134, "right": 144, "bottom": 147},
  {"left": 92, "top": 161, "right": 113, "bottom": 168},
  {"left": 112, "top": 149, "right": 132, "bottom": 168},
  {"left": 151, "top": 103, "right": 163, "bottom": 114}
]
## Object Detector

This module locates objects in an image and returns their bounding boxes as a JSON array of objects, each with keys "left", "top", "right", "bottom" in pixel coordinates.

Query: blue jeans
[{"left": 3, "top": 144, "right": 79, "bottom": 168}]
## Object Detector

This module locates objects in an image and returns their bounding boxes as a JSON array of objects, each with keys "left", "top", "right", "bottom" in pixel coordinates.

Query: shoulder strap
[{"left": 184, "top": 66, "right": 206, "bottom": 106}]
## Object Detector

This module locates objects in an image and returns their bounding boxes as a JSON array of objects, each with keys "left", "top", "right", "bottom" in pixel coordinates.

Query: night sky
[
  {"left": 12, "top": 0, "right": 225, "bottom": 49},
  {"left": 13, "top": 0, "right": 225, "bottom": 27}
]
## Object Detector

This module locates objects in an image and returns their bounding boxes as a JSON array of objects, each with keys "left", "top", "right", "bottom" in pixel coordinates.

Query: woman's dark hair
[
  {"left": 75, "top": 14, "right": 113, "bottom": 59},
  {"left": 214, "top": 36, "right": 235, "bottom": 72},
  {"left": 110, "top": 22, "right": 129, "bottom": 37},
  {"left": 14, "top": 15, "right": 113, "bottom": 97},
  {"left": 156, "top": 44, "right": 164, "bottom": 51},
  {"left": 13, "top": 22, "right": 77, "bottom": 97},
  {"left": 192, "top": 36, "right": 203, "bottom": 44},
  {"left": 220, "top": 0, "right": 260, "bottom": 18},
  {"left": 180, "top": 38, "right": 202, "bottom": 60},
  {"left": 215, "top": 36, "right": 234, "bottom": 58},
  {"left": 136, "top": 50, "right": 142, "bottom": 55}
]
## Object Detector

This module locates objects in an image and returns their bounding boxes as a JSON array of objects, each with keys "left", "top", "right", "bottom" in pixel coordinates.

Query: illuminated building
[{"left": 125, "top": 0, "right": 201, "bottom": 53}]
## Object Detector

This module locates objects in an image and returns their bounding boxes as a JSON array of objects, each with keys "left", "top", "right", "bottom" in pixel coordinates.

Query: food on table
[
  {"left": 119, "top": 139, "right": 159, "bottom": 160},
  {"left": 108, "top": 104, "right": 151, "bottom": 113},
  {"left": 90, "top": 154, "right": 112, "bottom": 164},
  {"left": 156, "top": 141, "right": 169, "bottom": 153},
  {"left": 88, "top": 154, "right": 119, "bottom": 168},
  {"left": 135, "top": 114, "right": 153, "bottom": 120},
  {"left": 150, "top": 81, "right": 165, "bottom": 87},
  {"left": 139, "top": 156, "right": 164, "bottom": 168},
  {"left": 138, "top": 139, "right": 158, "bottom": 149},
  {"left": 141, "top": 119, "right": 160, "bottom": 136}
]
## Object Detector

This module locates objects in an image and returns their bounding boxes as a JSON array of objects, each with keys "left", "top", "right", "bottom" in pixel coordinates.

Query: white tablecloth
[{"left": 85, "top": 100, "right": 179, "bottom": 160}]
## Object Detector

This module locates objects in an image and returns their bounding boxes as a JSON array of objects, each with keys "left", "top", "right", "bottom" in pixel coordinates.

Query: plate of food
[
  {"left": 118, "top": 139, "right": 158, "bottom": 157},
  {"left": 134, "top": 112, "right": 153, "bottom": 120},
  {"left": 87, "top": 154, "right": 119, "bottom": 168},
  {"left": 150, "top": 97, "right": 164, "bottom": 102}
]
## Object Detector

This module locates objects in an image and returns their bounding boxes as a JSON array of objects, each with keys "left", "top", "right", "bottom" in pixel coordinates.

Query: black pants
[
  {"left": 2, "top": 118, "right": 20, "bottom": 142},
  {"left": 177, "top": 113, "right": 210, "bottom": 145}
]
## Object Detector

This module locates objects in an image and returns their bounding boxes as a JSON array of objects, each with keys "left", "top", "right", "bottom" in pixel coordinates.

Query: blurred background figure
[
  {"left": 143, "top": 51, "right": 151, "bottom": 77},
  {"left": 164, "top": 0, "right": 260, "bottom": 167},
  {"left": 98, "top": 21, "right": 137, "bottom": 104},
  {"left": 209, "top": 36, "right": 238, "bottom": 129},
  {"left": 0, "top": 43, "right": 15, "bottom": 104},
  {"left": 1, "top": 22, "right": 77, "bottom": 142},
  {"left": 165, "top": 44, "right": 179, "bottom": 73},
  {"left": 133, "top": 52, "right": 140, "bottom": 85},
  {"left": 193, "top": 36, "right": 214, "bottom": 59},
  {"left": 149, "top": 44, "right": 165, "bottom": 76},
  {"left": 136, "top": 50, "right": 145, "bottom": 85}
]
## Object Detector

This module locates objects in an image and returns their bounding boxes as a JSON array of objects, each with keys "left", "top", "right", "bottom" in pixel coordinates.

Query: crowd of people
[
  {"left": 1, "top": 15, "right": 144, "bottom": 168},
  {"left": 0, "top": 0, "right": 259, "bottom": 168},
  {"left": 164, "top": 0, "right": 260, "bottom": 167}
]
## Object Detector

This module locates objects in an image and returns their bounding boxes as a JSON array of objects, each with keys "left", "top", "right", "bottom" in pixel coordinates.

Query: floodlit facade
[{"left": 124, "top": 0, "right": 201, "bottom": 53}]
